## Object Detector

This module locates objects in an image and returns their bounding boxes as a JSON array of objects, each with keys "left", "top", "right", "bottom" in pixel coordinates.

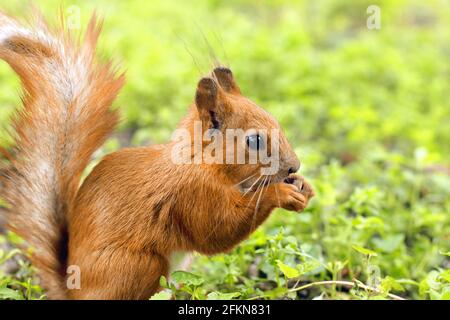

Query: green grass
[{"left": 0, "top": 0, "right": 449, "bottom": 300}]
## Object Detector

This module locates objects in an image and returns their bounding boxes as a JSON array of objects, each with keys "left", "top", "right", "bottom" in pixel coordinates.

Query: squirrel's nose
[
  {"left": 288, "top": 161, "right": 300, "bottom": 174},
  {"left": 288, "top": 167, "right": 297, "bottom": 174}
]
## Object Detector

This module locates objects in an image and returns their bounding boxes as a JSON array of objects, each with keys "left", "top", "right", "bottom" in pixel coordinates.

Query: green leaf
[
  {"left": 372, "top": 234, "right": 404, "bottom": 253},
  {"left": 149, "top": 291, "right": 172, "bottom": 300},
  {"left": 441, "top": 290, "right": 450, "bottom": 300},
  {"left": 276, "top": 260, "right": 299, "bottom": 279},
  {"left": 6, "top": 232, "right": 24, "bottom": 246},
  {"left": 207, "top": 291, "right": 241, "bottom": 300},
  {"left": 171, "top": 271, "right": 204, "bottom": 286},
  {"left": 159, "top": 275, "right": 168, "bottom": 288},
  {"left": 381, "top": 276, "right": 405, "bottom": 293},
  {"left": 352, "top": 245, "right": 378, "bottom": 256},
  {"left": 0, "top": 287, "right": 24, "bottom": 300},
  {"left": 297, "top": 260, "right": 321, "bottom": 276},
  {"left": 439, "top": 270, "right": 450, "bottom": 283}
]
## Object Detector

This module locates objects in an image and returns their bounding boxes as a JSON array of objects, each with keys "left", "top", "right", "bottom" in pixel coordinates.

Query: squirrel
[{"left": 0, "top": 11, "right": 314, "bottom": 299}]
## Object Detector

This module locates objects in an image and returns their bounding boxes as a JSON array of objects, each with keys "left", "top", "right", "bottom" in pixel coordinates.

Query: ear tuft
[
  {"left": 195, "top": 77, "right": 218, "bottom": 113},
  {"left": 197, "top": 77, "right": 217, "bottom": 96},
  {"left": 195, "top": 77, "right": 230, "bottom": 130},
  {"left": 213, "top": 67, "right": 240, "bottom": 94}
]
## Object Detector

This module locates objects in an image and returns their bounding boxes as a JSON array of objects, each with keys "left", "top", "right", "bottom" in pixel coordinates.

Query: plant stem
[{"left": 248, "top": 279, "right": 406, "bottom": 300}]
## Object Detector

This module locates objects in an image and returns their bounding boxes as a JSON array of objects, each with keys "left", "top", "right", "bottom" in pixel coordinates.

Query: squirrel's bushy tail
[{"left": 0, "top": 11, "right": 124, "bottom": 299}]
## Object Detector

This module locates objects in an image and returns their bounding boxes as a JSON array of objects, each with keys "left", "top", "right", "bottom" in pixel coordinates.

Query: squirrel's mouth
[{"left": 284, "top": 176, "right": 295, "bottom": 184}]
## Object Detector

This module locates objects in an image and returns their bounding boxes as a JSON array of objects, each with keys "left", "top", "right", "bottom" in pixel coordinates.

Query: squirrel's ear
[
  {"left": 213, "top": 67, "right": 241, "bottom": 94},
  {"left": 195, "top": 77, "right": 226, "bottom": 129}
]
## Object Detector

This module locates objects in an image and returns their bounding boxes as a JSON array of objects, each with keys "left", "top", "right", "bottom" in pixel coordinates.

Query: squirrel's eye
[{"left": 246, "top": 134, "right": 264, "bottom": 150}]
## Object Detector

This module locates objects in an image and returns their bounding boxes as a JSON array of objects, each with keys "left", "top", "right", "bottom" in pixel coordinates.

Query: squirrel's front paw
[
  {"left": 286, "top": 174, "right": 315, "bottom": 202},
  {"left": 272, "top": 174, "right": 314, "bottom": 212},
  {"left": 271, "top": 182, "right": 307, "bottom": 212}
]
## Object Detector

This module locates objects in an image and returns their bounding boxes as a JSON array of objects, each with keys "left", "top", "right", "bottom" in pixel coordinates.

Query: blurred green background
[{"left": 0, "top": 0, "right": 449, "bottom": 300}]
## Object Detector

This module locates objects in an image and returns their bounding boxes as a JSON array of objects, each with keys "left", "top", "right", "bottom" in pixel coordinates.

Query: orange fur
[
  {"left": 0, "top": 11, "right": 124, "bottom": 298},
  {"left": 0, "top": 12, "right": 313, "bottom": 300}
]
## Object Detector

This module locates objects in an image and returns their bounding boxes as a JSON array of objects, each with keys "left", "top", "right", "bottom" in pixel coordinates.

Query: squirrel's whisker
[
  {"left": 233, "top": 172, "right": 258, "bottom": 188},
  {"left": 252, "top": 176, "right": 268, "bottom": 230},
  {"left": 275, "top": 182, "right": 281, "bottom": 208},
  {"left": 243, "top": 176, "right": 265, "bottom": 215},
  {"left": 204, "top": 175, "right": 262, "bottom": 241},
  {"left": 242, "top": 174, "right": 263, "bottom": 196}
]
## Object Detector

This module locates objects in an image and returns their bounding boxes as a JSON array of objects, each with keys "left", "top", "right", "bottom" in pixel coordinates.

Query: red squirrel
[{"left": 0, "top": 12, "right": 314, "bottom": 299}]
